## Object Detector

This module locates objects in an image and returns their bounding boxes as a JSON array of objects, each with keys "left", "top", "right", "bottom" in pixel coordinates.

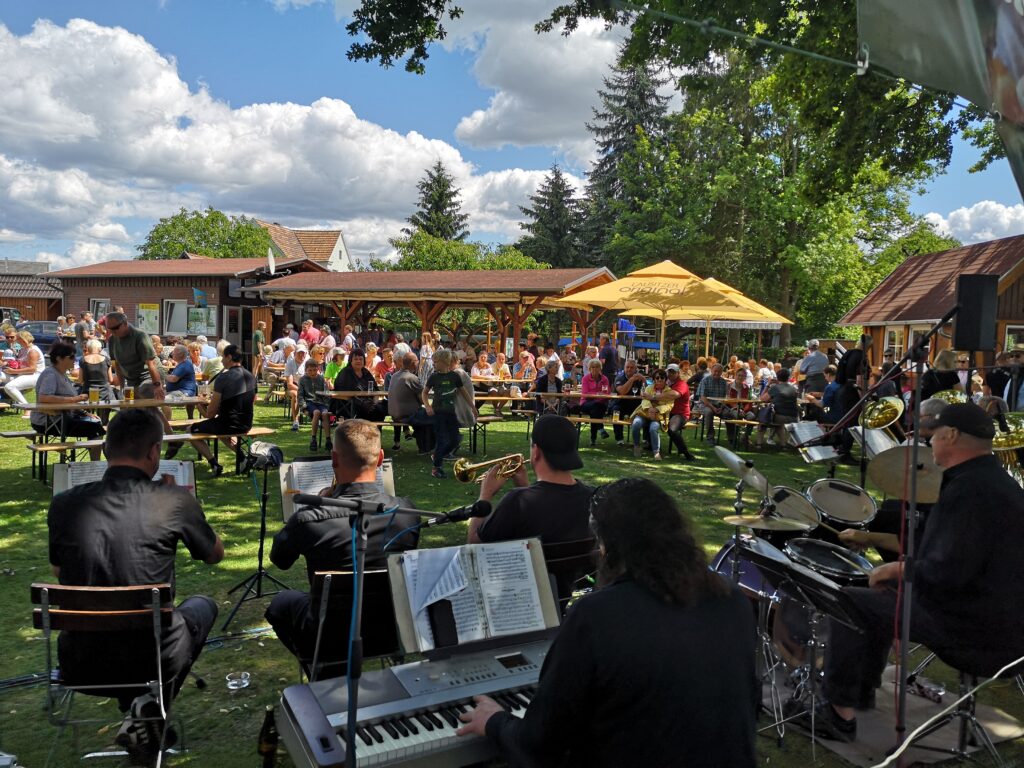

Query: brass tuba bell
[
  {"left": 860, "top": 396, "right": 906, "bottom": 443},
  {"left": 928, "top": 389, "right": 968, "bottom": 404}
]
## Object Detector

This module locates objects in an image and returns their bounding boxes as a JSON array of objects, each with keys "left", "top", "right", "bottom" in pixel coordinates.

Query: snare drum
[
  {"left": 783, "top": 538, "right": 872, "bottom": 587},
  {"left": 806, "top": 478, "right": 877, "bottom": 529}
]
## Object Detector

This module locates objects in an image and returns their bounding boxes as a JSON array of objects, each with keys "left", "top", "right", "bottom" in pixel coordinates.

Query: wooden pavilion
[{"left": 254, "top": 267, "right": 616, "bottom": 348}]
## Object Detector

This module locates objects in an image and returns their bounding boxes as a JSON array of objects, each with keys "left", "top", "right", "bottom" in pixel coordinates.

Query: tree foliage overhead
[
  {"left": 405, "top": 160, "right": 471, "bottom": 241},
  {"left": 516, "top": 165, "right": 584, "bottom": 268},
  {"left": 345, "top": 0, "right": 463, "bottom": 74},
  {"left": 136, "top": 207, "right": 273, "bottom": 260}
]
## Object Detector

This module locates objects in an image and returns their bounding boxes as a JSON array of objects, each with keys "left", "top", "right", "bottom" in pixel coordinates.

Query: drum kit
[{"left": 710, "top": 445, "right": 912, "bottom": 743}]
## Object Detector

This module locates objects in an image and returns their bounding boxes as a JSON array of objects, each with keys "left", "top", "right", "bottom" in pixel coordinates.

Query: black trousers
[
  {"left": 823, "top": 587, "right": 955, "bottom": 709},
  {"left": 59, "top": 595, "right": 218, "bottom": 711},
  {"left": 266, "top": 590, "right": 348, "bottom": 672},
  {"left": 667, "top": 414, "right": 694, "bottom": 457},
  {"left": 579, "top": 400, "right": 607, "bottom": 441}
]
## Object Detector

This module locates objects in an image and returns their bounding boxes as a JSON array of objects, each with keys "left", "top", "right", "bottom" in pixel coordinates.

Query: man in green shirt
[
  {"left": 106, "top": 312, "right": 165, "bottom": 399},
  {"left": 252, "top": 320, "right": 266, "bottom": 377}
]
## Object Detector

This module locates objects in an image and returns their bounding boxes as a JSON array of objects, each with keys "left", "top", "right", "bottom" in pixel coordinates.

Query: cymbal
[
  {"left": 867, "top": 445, "right": 944, "bottom": 504},
  {"left": 721, "top": 515, "right": 813, "bottom": 532},
  {"left": 714, "top": 445, "right": 769, "bottom": 494}
]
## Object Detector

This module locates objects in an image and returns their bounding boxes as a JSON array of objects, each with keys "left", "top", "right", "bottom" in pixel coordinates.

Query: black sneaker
[
  {"left": 309, "top": 438, "right": 317, "bottom": 451},
  {"left": 391, "top": 443, "right": 401, "bottom": 452},
  {"left": 325, "top": 439, "right": 332, "bottom": 452},
  {"left": 789, "top": 698, "right": 857, "bottom": 742},
  {"left": 117, "top": 693, "right": 178, "bottom": 764},
  {"left": 210, "top": 462, "right": 224, "bottom": 477},
  {"left": 163, "top": 443, "right": 181, "bottom": 460},
  {"left": 431, "top": 467, "right": 446, "bottom": 479}
]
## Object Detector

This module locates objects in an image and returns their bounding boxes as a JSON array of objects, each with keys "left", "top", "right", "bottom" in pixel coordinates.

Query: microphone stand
[
  {"left": 892, "top": 307, "right": 959, "bottom": 762},
  {"left": 286, "top": 493, "right": 488, "bottom": 768}
]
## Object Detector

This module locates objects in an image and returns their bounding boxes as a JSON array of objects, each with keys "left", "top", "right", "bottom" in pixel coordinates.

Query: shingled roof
[
  {"left": 0, "top": 273, "right": 61, "bottom": 299},
  {"left": 49, "top": 255, "right": 326, "bottom": 279},
  {"left": 255, "top": 268, "right": 613, "bottom": 301},
  {"left": 257, "top": 220, "right": 341, "bottom": 263},
  {"left": 841, "top": 234, "right": 1024, "bottom": 326}
]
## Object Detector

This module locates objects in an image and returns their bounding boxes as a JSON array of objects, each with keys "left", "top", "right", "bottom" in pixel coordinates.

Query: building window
[
  {"left": 164, "top": 300, "right": 188, "bottom": 335},
  {"left": 90, "top": 299, "right": 110, "bottom": 319},
  {"left": 1006, "top": 325, "right": 1024, "bottom": 352},
  {"left": 884, "top": 327, "right": 906, "bottom": 356}
]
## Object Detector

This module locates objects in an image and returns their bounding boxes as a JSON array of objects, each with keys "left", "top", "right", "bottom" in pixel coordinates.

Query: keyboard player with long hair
[{"left": 456, "top": 477, "right": 758, "bottom": 767}]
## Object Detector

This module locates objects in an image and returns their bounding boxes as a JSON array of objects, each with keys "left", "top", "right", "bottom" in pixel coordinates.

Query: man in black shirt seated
[
  {"left": 48, "top": 409, "right": 224, "bottom": 761},
  {"left": 467, "top": 414, "right": 594, "bottom": 546},
  {"left": 457, "top": 478, "right": 758, "bottom": 767},
  {"left": 799, "top": 403, "right": 1024, "bottom": 741},
  {"left": 265, "top": 419, "right": 420, "bottom": 673},
  {"left": 166, "top": 343, "right": 256, "bottom": 476}
]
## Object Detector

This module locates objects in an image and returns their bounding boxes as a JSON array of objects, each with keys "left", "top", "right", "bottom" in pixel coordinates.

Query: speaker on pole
[{"left": 953, "top": 274, "right": 998, "bottom": 351}]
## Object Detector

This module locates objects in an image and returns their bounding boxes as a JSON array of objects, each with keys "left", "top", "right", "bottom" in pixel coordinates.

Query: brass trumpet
[{"left": 453, "top": 453, "right": 529, "bottom": 483}]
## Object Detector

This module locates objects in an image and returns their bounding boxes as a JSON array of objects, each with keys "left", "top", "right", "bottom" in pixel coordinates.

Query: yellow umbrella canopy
[
  {"left": 616, "top": 275, "right": 792, "bottom": 357},
  {"left": 555, "top": 260, "right": 774, "bottom": 364}
]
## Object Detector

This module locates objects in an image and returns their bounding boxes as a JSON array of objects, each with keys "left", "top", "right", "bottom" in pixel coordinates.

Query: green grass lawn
[{"left": 0, "top": 397, "right": 1021, "bottom": 766}]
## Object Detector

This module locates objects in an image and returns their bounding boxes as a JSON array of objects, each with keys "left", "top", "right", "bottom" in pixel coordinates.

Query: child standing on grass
[
  {"left": 421, "top": 348, "right": 472, "bottom": 478},
  {"left": 298, "top": 359, "right": 330, "bottom": 452}
]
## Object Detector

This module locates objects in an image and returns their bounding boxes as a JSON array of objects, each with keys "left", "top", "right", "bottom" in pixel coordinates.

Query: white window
[
  {"left": 884, "top": 327, "right": 905, "bottom": 356},
  {"left": 164, "top": 300, "right": 188, "bottom": 335},
  {"left": 90, "top": 299, "right": 110, "bottom": 318},
  {"left": 1006, "top": 325, "right": 1024, "bottom": 352}
]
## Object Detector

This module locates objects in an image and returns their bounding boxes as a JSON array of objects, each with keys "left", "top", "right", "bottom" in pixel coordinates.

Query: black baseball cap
[
  {"left": 932, "top": 403, "right": 995, "bottom": 440},
  {"left": 532, "top": 415, "right": 583, "bottom": 471}
]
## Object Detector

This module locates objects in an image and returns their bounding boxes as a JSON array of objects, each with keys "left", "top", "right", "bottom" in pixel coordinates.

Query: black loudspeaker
[{"left": 953, "top": 274, "right": 998, "bottom": 350}]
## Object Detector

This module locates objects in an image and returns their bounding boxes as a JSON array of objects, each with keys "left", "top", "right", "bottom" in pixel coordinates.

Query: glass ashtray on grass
[{"left": 226, "top": 671, "right": 251, "bottom": 690}]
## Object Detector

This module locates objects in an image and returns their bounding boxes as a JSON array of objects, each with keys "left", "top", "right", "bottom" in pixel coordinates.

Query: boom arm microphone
[{"left": 421, "top": 500, "right": 493, "bottom": 528}]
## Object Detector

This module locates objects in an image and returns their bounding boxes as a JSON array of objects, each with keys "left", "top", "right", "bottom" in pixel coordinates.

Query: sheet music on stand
[
  {"left": 785, "top": 422, "right": 840, "bottom": 463},
  {"left": 279, "top": 458, "right": 395, "bottom": 521},
  {"left": 849, "top": 426, "right": 899, "bottom": 459},
  {"left": 54, "top": 460, "right": 196, "bottom": 496}
]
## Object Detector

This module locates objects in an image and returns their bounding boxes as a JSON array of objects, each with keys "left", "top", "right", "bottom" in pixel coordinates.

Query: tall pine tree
[
  {"left": 581, "top": 56, "right": 670, "bottom": 264},
  {"left": 405, "top": 160, "right": 470, "bottom": 240},
  {"left": 516, "top": 165, "right": 583, "bottom": 268}
]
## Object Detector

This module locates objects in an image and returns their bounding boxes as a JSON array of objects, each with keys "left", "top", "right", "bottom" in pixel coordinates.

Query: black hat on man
[
  {"left": 532, "top": 415, "right": 584, "bottom": 471},
  {"left": 932, "top": 403, "right": 995, "bottom": 440}
]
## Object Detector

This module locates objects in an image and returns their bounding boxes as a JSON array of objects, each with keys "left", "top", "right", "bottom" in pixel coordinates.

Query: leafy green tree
[
  {"left": 581, "top": 57, "right": 670, "bottom": 261},
  {"left": 136, "top": 207, "right": 273, "bottom": 260},
  {"left": 344, "top": 0, "right": 463, "bottom": 74},
  {"left": 405, "top": 160, "right": 471, "bottom": 241},
  {"left": 516, "top": 166, "right": 584, "bottom": 268}
]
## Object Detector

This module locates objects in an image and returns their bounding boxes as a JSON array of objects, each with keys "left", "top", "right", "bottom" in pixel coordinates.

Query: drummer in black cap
[
  {"left": 799, "top": 403, "right": 1024, "bottom": 742},
  {"left": 467, "top": 414, "right": 594, "bottom": 547}
]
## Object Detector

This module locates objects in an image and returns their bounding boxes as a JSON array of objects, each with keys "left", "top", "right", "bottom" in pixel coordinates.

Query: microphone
[{"left": 421, "top": 500, "right": 492, "bottom": 528}]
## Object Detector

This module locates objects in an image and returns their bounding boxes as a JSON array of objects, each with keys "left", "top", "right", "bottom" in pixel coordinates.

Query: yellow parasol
[{"left": 554, "top": 261, "right": 780, "bottom": 364}]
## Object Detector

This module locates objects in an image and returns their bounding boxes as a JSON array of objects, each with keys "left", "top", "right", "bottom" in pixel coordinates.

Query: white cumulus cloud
[
  {"left": 925, "top": 201, "right": 1024, "bottom": 243},
  {"left": 0, "top": 18, "right": 568, "bottom": 270}
]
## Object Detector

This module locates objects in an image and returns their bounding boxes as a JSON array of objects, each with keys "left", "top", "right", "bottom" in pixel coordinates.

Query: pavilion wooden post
[
  {"left": 404, "top": 300, "right": 449, "bottom": 335},
  {"left": 565, "top": 307, "right": 607, "bottom": 352}
]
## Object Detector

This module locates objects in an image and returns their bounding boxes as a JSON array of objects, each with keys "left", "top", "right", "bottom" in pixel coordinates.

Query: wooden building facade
[{"left": 840, "top": 234, "right": 1024, "bottom": 368}]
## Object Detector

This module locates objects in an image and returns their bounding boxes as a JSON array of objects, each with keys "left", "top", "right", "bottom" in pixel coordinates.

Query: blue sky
[{"left": 0, "top": 0, "right": 1022, "bottom": 269}]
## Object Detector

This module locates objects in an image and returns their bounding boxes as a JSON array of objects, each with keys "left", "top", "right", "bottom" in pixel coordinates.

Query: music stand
[{"left": 222, "top": 461, "right": 290, "bottom": 629}]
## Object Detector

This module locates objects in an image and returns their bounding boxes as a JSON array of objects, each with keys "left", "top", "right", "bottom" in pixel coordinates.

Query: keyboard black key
[
  {"left": 381, "top": 720, "right": 399, "bottom": 739},
  {"left": 364, "top": 723, "right": 384, "bottom": 743},
  {"left": 438, "top": 708, "right": 459, "bottom": 728},
  {"left": 357, "top": 727, "right": 373, "bottom": 746},
  {"left": 414, "top": 713, "right": 435, "bottom": 731},
  {"left": 425, "top": 711, "right": 444, "bottom": 728},
  {"left": 511, "top": 692, "right": 531, "bottom": 709},
  {"left": 399, "top": 716, "right": 418, "bottom": 735}
]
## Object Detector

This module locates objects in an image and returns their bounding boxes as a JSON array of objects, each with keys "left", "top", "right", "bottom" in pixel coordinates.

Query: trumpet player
[{"left": 467, "top": 415, "right": 594, "bottom": 546}]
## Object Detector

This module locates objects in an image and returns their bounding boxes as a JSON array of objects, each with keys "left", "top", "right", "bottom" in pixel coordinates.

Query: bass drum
[
  {"left": 709, "top": 534, "right": 788, "bottom": 602},
  {"left": 806, "top": 478, "right": 877, "bottom": 530},
  {"left": 711, "top": 536, "right": 816, "bottom": 670}
]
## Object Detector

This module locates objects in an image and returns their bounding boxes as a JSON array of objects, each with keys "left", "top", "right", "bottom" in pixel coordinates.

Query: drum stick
[
  {"left": 815, "top": 519, "right": 843, "bottom": 536},
  {"left": 833, "top": 551, "right": 873, "bottom": 576}
]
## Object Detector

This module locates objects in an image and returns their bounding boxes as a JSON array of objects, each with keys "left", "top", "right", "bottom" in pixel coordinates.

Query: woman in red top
[
  {"left": 665, "top": 363, "right": 696, "bottom": 460},
  {"left": 579, "top": 358, "right": 612, "bottom": 445}
]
